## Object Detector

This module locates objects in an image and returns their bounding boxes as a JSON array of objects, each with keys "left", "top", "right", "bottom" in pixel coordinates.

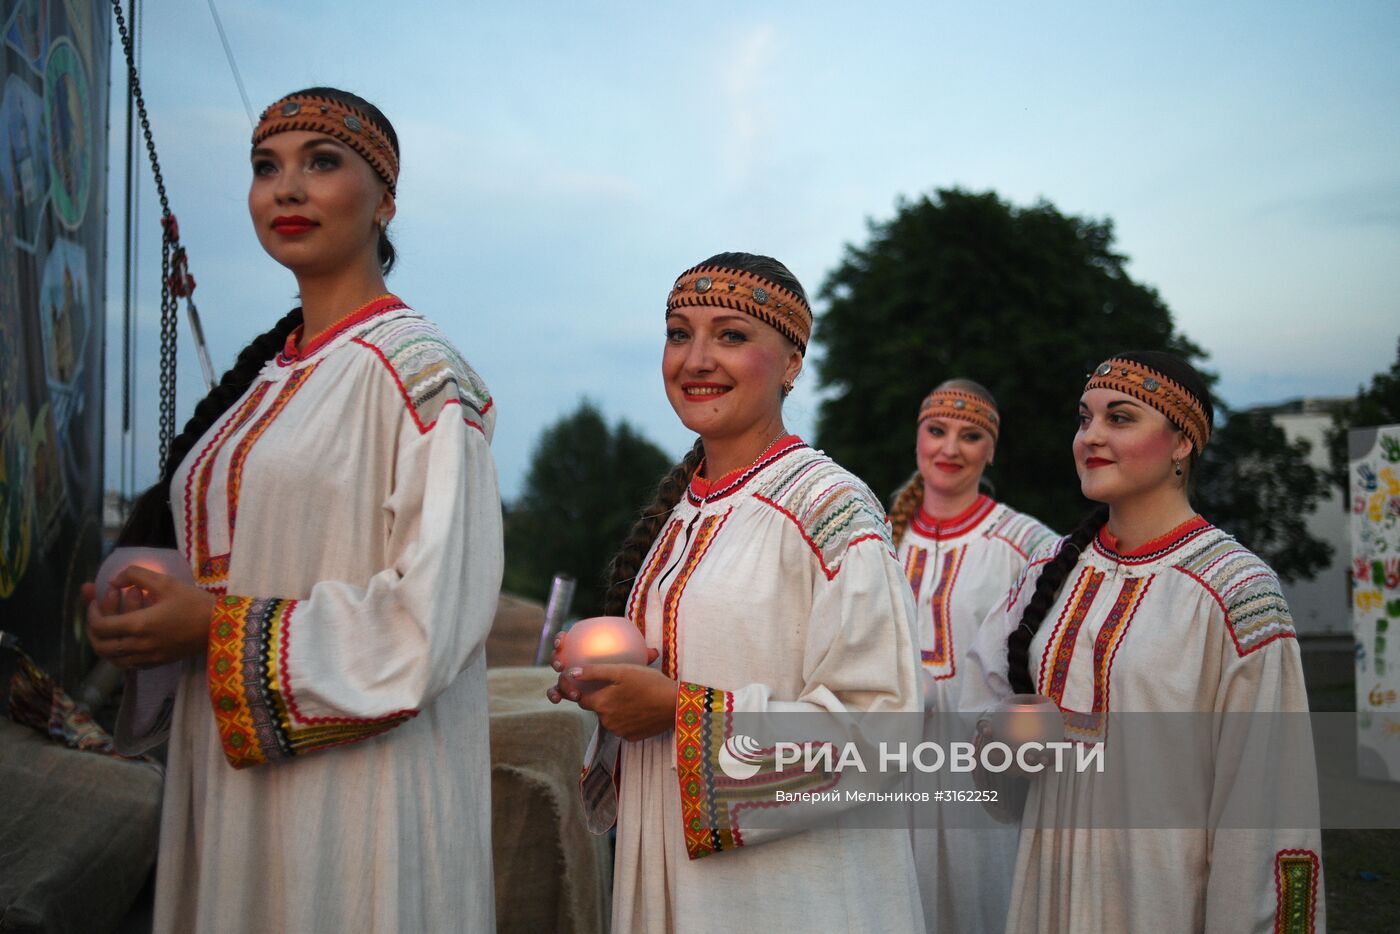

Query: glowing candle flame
[
  {"left": 559, "top": 615, "right": 648, "bottom": 669},
  {"left": 93, "top": 547, "right": 195, "bottom": 613},
  {"left": 991, "top": 694, "right": 1066, "bottom": 748}
]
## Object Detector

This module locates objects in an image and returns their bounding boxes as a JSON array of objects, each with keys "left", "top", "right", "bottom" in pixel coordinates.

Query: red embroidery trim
[
  {"left": 186, "top": 382, "right": 272, "bottom": 585},
  {"left": 1038, "top": 567, "right": 1101, "bottom": 700},
  {"left": 686, "top": 436, "right": 805, "bottom": 504},
  {"left": 1092, "top": 515, "right": 1212, "bottom": 564},
  {"left": 903, "top": 546, "right": 929, "bottom": 601},
  {"left": 1173, "top": 565, "right": 1298, "bottom": 658},
  {"left": 1273, "top": 848, "right": 1319, "bottom": 934},
  {"left": 910, "top": 495, "right": 995, "bottom": 541},
  {"left": 628, "top": 518, "right": 684, "bottom": 635},
  {"left": 350, "top": 337, "right": 488, "bottom": 436},
  {"left": 754, "top": 492, "right": 886, "bottom": 580},
  {"left": 922, "top": 547, "right": 967, "bottom": 680},
  {"left": 278, "top": 296, "right": 407, "bottom": 365},
  {"left": 660, "top": 511, "right": 731, "bottom": 679}
]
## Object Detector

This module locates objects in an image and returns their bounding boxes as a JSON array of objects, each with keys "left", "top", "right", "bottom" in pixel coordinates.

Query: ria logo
[{"left": 718, "top": 734, "right": 765, "bottom": 780}]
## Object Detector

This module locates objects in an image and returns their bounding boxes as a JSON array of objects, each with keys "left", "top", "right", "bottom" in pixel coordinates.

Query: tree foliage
[
  {"left": 814, "top": 188, "right": 1204, "bottom": 532},
  {"left": 1194, "top": 407, "right": 1332, "bottom": 582},
  {"left": 503, "top": 400, "right": 672, "bottom": 616},
  {"left": 1328, "top": 338, "right": 1400, "bottom": 498},
  {"left": 813, "top": 187, "right": 1332, "bottom": 577}
]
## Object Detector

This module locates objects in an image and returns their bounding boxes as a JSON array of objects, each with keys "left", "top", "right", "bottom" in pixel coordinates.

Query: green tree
[
  {"left": 1328, "top": 338, "right": 1400, "bottom": 498},
  {"left": 503, "top": 400, "right": 672, "bottom": 616},
  {"left": 815, "top": 188, "right": 1204, "bottom": 532},
  {"left": 813, "top": 187, "right": 1332, "bottom": 577},
  {"left": 1194, "top": 406, "right": 1332, "bottom": 582}
]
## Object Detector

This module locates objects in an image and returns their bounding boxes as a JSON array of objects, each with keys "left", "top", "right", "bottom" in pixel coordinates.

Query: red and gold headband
[
  {"left": 1084, "top": 357, "right": 1211, "bottom": 453},
  {"left": 666, "top": 264, "right": 813, "bottom": 354},
  {"left": 253, "top": 94, "right": 399, "bottom": 195},
  {"left": 918, "top": 388, "right": 1000, "bottom": 439}
]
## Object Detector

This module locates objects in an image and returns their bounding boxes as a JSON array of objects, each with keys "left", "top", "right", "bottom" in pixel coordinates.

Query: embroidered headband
[
  {"left": 918, "top": 388, "right": 1000, "bottom": 439},
  {"left": 253, "top": 93, "right": 399, "bottom": 195},
  {"left": 666, "top": 264, "right": 813, "bottom": 354},
  {"left": 1084, "top": 357, "right": 1212, "bottom": 453}
]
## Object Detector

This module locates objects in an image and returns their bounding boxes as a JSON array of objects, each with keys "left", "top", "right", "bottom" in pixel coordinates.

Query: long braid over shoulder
[
  {"left": 115, "top": 308, "right": 305, "bottom": 548},
  {"left": 888, "top": 471, "right": 925, "bottom": 551},
  {"left": 1006, "top": 505, "right": 1108, "bottom": 695},
  {"left": 601, "top": 438, "right": 706, "bottom": 617}
]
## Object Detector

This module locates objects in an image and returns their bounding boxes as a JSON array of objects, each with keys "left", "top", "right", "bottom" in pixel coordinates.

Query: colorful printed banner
[
  {"left": 0, "top": 0, "right": 108, "bottom": 691},
  {"left": 1351, "top": 423, "right": 1400, "bottom": 783}
]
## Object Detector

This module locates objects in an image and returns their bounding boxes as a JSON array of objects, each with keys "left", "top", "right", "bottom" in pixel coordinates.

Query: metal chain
[{"left": 109, "top": 0, "right": 179, "bottom": 470}]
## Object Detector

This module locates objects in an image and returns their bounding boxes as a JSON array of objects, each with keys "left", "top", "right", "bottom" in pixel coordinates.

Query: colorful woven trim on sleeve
[
  {"left": 1273, "top": 849, "right": 1319, "bottom": 934},
  {"left": 207, "top": 595, "right": 416, "bottom": 768},
  {"left": 674, "top": 681, "right": 838, "bottom": 861}
]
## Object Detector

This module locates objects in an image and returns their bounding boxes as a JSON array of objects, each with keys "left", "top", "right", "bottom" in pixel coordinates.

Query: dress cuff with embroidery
[
  {"left": 207, "top": 595, "right": 414, "bottom": 769},
  {"left": 676, "top": 680, "right": 741, "bottom": 860},
  {"left": 1274, "top": 848, "right": 1320, "bottom": 934}
]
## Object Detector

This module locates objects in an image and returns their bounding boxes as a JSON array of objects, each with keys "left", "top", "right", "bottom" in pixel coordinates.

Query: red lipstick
[
  {"left": 272, "top": 215, "right": 317, "bottom": 235},
  {"left": 1084, "top": 457, "right": 1114, "bottom": 469}
]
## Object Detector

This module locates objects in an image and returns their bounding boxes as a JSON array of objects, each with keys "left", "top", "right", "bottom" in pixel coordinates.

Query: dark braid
[
  {"left": 1006, "top": 505, "right": 1109, "bottom": 694},
  {"left": 116, "top": 308, "right": 305, "bottom": 548},
  {"left": 601, "top": 438, "right": 706, "bottom": 617}
]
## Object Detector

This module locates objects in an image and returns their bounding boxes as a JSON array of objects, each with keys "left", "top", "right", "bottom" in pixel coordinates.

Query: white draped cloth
[
  {"left": 119, "top": 301, "right": 503, "bottom": 933},
  {"left": 964, "top": 517, "right": 1326, "bottom": 933},
  {"left": 896, "top": 495, "right": 1054, "bottom": 933},
  {"left": 581, "top": 438, "right": 926, "bottom": 934}
]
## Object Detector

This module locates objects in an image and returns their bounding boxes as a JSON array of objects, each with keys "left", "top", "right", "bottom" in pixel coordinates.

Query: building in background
[{"left": 1254, "top": 397, "right": 1351, "bottom": 636}]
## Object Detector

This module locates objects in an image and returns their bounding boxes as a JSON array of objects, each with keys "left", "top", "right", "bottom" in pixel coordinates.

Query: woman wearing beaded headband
[
  {"left": 84, "top": 88, "right": 501, "bottom": 932},
  {"left": 548, "top": 252, "right": 925, "bottom": 932},
  {"left": 889, "top": 378, "right": 1054, "bottom": 933},
  {"left": 961, "top": 351, "right": 1324, "bottom": 932}
]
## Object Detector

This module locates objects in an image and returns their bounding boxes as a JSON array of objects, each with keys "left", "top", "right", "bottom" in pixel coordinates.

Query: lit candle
[
  {"left": 559, "top": 615, "right": 648, "bottom": 695},
  {"left": 94, "top": 547, "right": 194, "bottom": 613},
  {"left": 560, "top": 616, "right": 648, "bottom": 667},
  {"left": 991, "top": 693, "right": 1066, "bottom": 748}
]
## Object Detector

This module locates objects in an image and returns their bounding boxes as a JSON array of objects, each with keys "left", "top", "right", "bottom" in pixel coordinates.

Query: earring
[
  {"left": 782, "top": 380, "right": 794, "bottom": 396},
  {"left": 1174, "top": 459, "right": 1182, "bottom": 477}
]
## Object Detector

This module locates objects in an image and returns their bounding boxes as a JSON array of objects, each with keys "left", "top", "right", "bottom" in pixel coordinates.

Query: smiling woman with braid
[
  {"left": 547, "top": 252, "right": 925, "bottom": 933},
  {"left": 962, "top": 351, "right": 1324, "bottom": 933},
  {"left": 82, "top": 89, "right": 501, "bottom": 932}
]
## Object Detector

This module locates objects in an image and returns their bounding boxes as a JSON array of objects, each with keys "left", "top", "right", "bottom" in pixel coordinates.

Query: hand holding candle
[
  {"left": 979, "top": 693, "right": 1065, "bottom": 775},
  {"left": 991, "top": 694, "right": 1066, "bottom": 747},
  {"left": 557, "top": 616, "right": 649, "bottom": 693},
  {"left": 94, "top": 547, "right": 195, "bottom": 613}
]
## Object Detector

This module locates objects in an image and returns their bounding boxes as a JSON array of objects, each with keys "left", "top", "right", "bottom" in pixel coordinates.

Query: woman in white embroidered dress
[
  {"left": 889, "top": 379, "right": 1054, "bottom": 933},
  {"left": 963, "top": 350, "right": 1325, "bottom": 933},
  {"left": 84, "top": 88, "right": 501, "bottom": 932},
  {"left": 548, "top": 252, "right": 925, "bottom": 933}
]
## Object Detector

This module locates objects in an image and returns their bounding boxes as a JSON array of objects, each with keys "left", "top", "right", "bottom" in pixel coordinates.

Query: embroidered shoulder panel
[
  {"left": 985, "top": 508, "right": 1057, "bottom": 559},
  {"left": 1172, "top": 529, "right": 1297, "bottom": 657},
  {"left": 352, "top": 315, "right": 494, "bottom": 437},
  {"left": 750, "top": 448, "right": 892, "bottom": 578}
]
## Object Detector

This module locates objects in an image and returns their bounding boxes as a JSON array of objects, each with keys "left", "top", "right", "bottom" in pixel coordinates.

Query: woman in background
[{"left": 890, "top": 379, "right": 1054, "bottom": 932}]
